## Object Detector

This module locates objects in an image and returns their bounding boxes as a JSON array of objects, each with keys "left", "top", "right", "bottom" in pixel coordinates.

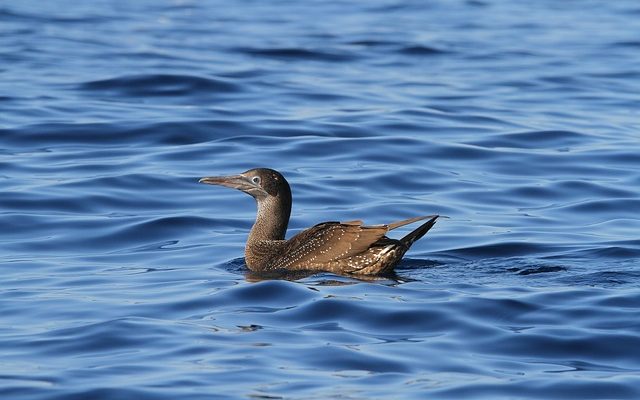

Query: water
[{"left": 2, "top": 1, "right": 640, "bottom": 398}]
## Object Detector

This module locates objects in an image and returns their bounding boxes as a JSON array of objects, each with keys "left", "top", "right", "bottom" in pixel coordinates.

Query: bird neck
[{"left": 248, "top": 195, "right": 291, "bottom": 243}]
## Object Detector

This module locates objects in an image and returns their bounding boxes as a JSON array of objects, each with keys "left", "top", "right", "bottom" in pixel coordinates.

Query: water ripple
[
  {"left": 80, "top": 74, "right": 240, "bottom": 99},
  {"left": 235, "top": 47, "right": 358, "bottom": 62},
  {"left": 2, "top": 0, "right": 640, "bottom": 399}
]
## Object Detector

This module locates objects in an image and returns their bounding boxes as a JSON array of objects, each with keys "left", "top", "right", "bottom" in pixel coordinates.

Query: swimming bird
[{"left": 199, "top": 168, "right": 439, "bottom": 275}]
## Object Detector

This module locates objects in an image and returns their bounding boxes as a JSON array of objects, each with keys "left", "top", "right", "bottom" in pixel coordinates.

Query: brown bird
[{"left": 199, "top": 168, "right": 439, "bottom": 275}]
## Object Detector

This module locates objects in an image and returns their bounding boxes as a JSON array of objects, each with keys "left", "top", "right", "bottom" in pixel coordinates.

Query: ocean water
[{"left": 2, "top": 0, "right": 640, "bottom": 399}]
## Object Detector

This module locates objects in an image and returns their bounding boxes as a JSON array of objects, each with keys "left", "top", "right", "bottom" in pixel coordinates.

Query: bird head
[{"left": 199, "top": 168, "right": 290, "bottom": 202}]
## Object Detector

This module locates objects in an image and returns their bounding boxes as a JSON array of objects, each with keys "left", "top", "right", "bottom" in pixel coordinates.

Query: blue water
[{"left": 2, "top": 1, "right": 640, "bottom": 399}]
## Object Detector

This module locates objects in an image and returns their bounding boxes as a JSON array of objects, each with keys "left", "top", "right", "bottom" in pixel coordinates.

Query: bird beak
[{"left": 199, "top": 174, "right": 267, "bottom": 197}]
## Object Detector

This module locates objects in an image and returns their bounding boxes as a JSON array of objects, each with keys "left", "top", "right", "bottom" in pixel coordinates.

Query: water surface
[{"left": 1, "top": 1, "right": 639, "bottom": 399}]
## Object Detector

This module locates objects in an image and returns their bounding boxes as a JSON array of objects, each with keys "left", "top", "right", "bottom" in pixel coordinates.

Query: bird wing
[
  {"left": 272, "top": 221, "right": 390, "bottom": 269},
  {"left": 386, "top": 215, "right": 439, "bottom": 231}
]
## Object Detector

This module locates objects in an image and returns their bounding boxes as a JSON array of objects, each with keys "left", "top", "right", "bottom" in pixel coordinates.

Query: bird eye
[{"left": 252, "top": 176, "right": 261, "bottom": 185}]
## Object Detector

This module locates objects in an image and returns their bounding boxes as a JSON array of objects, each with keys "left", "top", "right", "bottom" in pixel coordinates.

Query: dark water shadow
[{"left": 224, "top": 257, "right": 437, "bottom": 284}]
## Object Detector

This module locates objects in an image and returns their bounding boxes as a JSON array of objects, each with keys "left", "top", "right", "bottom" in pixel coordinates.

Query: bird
[{"left": 199, "top": 168, "right": 439, "bottom": 275}]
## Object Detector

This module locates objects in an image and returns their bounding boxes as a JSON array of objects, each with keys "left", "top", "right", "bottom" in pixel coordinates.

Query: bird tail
[{"left": 399, "top": 215, "right": 439, "bottom": 248}]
